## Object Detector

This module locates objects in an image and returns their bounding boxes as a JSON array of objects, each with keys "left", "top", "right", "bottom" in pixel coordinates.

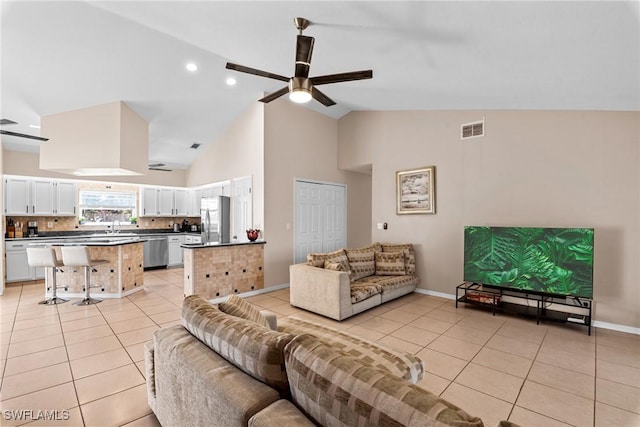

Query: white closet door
[{"left": 294, "top": 180, "right": 346, "bottom": 264}]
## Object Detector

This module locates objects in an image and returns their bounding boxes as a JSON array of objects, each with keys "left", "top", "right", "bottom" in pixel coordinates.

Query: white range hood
[{"left": 40, "top": 101, "right": 148, "bottom": 176}]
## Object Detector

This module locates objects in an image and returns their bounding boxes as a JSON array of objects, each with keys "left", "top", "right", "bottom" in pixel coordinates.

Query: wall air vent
[{"left": 461, "top": 119, "right": 485, "bottom": 140}]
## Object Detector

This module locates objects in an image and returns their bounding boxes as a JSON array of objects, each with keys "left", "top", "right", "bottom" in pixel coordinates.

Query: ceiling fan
[
  {"left": 148, "top": 163, "right": 172, "bottom": 172},
  {"left": 226, "top": 17, "right": 373, "bottom": 107},
  {"left": 0, "top": 119, "right": 49, "bottom": 141}
]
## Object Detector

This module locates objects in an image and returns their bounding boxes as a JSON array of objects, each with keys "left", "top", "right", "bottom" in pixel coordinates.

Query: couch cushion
[
  {"left": 381, "top": 243, "right": 416, "bottom": 275},
  {"left": 345, "top": 244, "right": 379, "bottom": 281},
  {"left": 375, "top": 251, "right": 406, "bottom": 276},
  {"left": 181, "top": 295, "right": 294, "bottom": 395},
  {"left": 218, "top": 294, "right": 271, "bottom": 329},
  {"left": 307, "top": 249, "right": 350, "bottom": 272},
  {"left": 248, "top": 399, "right": 316, "bottom": 427},
  {"left": 284, "top": 334, "right": 483, "bottom": 427},
  {"left": 278, "top": 315, "right": 423, "bottom": 383},
  {"left": 350, "top": 282, "right": 382, "bottom": 303}
]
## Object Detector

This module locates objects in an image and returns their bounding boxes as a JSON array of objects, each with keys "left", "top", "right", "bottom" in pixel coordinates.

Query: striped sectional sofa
[
  {"left": 289, "top": 243, "right": 419, "bottom": 320},
  {"left": 145, "top": 295, "right": 517, "bottom": 427}
]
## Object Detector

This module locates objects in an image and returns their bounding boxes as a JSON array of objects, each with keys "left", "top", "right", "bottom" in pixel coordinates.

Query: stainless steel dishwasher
[{"left": 143, "top": 236, "right": 168, "bottom": 269}]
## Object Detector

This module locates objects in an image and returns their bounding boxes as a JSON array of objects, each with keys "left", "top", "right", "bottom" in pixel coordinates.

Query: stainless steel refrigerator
[{"left": 201, "top": 196, "right": 231, "bottom": 244}]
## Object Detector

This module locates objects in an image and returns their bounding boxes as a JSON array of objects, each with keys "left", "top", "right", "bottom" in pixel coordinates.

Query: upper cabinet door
[
  {"left": 140, "top": 187, "right": 158, "bottom": 216},
  {"left": 55, "top": 182, "right": 77, "bottom": 215},
  {"left": 158, "top": 188, "right": 175, "bottom": 216},
  {"left": 174, "top": 189, "right": 189, "bottom": 216},
  {"left": 4, "top": 177, "right": 31, "bottom": 215},
  {"left": 190, "top": 189, "right": 203, "bottom": 216},
  {"left": 31, "top": 179, "right": 55, "bottom": 215}
]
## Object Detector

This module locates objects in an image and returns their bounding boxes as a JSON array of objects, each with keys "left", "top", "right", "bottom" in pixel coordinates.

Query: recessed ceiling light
[
  {"left": 226, "top": 77, "right": 237, "bottom": 86},
  {"left": 186, "top": 63, "right": 198, "bottom": 72},
  {"left": 29, "top": 124, "right": 41, "bottom": 129}
]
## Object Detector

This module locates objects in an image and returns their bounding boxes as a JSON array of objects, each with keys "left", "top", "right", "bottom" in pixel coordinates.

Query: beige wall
[
  {"left": 264, "top": 100, "right": 372, "bottom": 287},
  {"left": 3, "top": 150, "right": 187, "bottom": 187},
  {"left": 186, "top": 102, "right": 265, "bottom": 229},
  {"left": 338, "top": 110, "right": 640, "bottom": 329}
]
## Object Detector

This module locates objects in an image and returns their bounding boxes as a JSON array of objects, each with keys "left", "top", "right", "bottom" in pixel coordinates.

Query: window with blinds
[{"left": 78, "top": 190, "right": 137, "bottom": 225}]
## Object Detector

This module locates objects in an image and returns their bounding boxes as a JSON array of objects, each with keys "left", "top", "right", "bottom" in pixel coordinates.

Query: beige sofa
[
  {"left": 290, "top": 243, "right": 419, "bottom": 320},
  {"left": 145, "top": 295, "right": 517, "bottom": 427}
]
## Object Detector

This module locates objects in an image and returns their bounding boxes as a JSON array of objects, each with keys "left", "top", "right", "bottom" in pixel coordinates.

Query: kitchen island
[
  {"left": 38, "top": 237, "right": 144, "bottom": 299},
  {"left": 182, "top": 241, "right": 265, "bottom": 300}
]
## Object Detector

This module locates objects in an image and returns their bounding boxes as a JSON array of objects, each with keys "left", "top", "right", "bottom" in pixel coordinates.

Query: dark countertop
[
  {"left": 27, "top": 236, "right": 144, "bottom": 247},
  {"left": 6, "top": 230, "right": 201, "bottom": 242},
  {"left": 181, "top": 240, "right": 266, "bottom": 249}
]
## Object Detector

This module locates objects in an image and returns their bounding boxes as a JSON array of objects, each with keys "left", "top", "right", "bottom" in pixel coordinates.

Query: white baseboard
[
  {"left": 592, "top": 320, "right": 640, "bottom": 336},
  {"left": 414, "top": 288, "right": 640, "bottom": 336},
  {"left": 414, "top": 288, "right": 456, "bottom": 300}
]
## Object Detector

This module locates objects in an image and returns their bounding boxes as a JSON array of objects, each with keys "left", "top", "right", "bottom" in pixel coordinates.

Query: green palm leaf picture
[{"left": 464, "top": 226, "right": 594, "bottom": 298}]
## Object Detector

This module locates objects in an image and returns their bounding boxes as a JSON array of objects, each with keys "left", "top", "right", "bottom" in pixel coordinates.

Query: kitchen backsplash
[{"left": 4, "top": 215, "right": 200, "bottom": 235}]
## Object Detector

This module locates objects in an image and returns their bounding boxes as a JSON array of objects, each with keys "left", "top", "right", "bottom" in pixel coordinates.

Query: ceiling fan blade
[
  {"left": 0, "top": 130, "right": 49, "bottom": 141},
  {"left": 258, "top": 86, "right": 290, "bottom": 103},
  {"left": 295, "top": 35, "right": 315, "bottom": 78},
  {"left": 312, "top": 87, "right": 336, "bottom": 107},
  {"left": 310, "top": 70, "right": 373, "bottom": 86},
  {"left": 226, "top": 63, "right": 289, "bottom": 82}
]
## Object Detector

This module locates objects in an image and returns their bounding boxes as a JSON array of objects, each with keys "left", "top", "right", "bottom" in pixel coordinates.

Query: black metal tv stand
[{"left": 455, "top": 282, "right": 593, "bottom": 335}]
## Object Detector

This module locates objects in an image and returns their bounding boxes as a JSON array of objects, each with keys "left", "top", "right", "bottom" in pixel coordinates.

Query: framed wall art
[{"left": 396, "top": 166, "right": 436, "bottom": 214}]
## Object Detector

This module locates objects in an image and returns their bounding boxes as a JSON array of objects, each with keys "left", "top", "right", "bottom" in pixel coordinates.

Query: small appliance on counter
[
  {"left": 181, "top": 219, "right": 189, "bottom": 232},
  {"left": 27, "top": 221, "right": 39, "bottom": 237},
  {"left": 173, "top": 223, "right": 180, "bottom": 232}
]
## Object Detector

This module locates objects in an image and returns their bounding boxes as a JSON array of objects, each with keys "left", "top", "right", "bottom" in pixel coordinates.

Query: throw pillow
[
  {"left": 218, "top": 294, "right": 271, "bottom": 329},
  {"left": 381, "top": 243, "right": 416, "bottom": 275},
  {"left": 375, "top": 251, "right": 406, "bottom": 276},
  {"left": 345, "top": 245, "right": 377, "bottom": 281},
  {"left": 181, "top": 295, "right": 294, "bottom": 395},
  {"left": 307, "top": 249, "right": 349, "bottom": 271},
  {"left": 324, "top": 260, "right": 347, "bottom": 271}
]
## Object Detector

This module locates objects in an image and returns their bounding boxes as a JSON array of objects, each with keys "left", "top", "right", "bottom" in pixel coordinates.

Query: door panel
[{"left": 294, "top": 180, "right": 347, "bottom": 264}]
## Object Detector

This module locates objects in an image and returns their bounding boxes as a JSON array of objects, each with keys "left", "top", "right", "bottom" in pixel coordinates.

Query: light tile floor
[{"left": 1, "top": 268, "right": 639, "bottom": 426}]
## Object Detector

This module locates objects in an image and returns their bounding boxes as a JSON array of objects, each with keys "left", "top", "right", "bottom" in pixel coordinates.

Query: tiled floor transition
[{"left": 1, "top": 268, "right": 639, "bottom": 426}]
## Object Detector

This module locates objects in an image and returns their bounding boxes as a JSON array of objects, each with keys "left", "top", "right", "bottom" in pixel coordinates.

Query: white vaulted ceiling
[{"left": 1, "top": 1, "right": 638, "bottom": 170}]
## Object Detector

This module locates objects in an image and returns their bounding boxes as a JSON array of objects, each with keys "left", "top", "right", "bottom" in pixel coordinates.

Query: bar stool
[
  {"left": 26, "top": 247, "right": 68, "bottom": 305},
  {"left": 60, "top": 246, "right": 108, "bottom": 306}
]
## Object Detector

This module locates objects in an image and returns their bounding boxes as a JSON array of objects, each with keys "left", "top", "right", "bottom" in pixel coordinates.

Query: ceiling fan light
[
  {"left": 289, "top": 89, "right": 312, "bottom": 103},
  {"left": 289, "top": 77, "right": 312, "bottom": 103}
]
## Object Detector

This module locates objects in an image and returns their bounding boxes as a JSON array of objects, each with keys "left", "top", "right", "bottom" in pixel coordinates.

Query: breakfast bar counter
[
  {"left": 182, "top": 241, "right": 265, "bottom": 299},
  {"left": 37, "top": 237, "right": 144, "bottom": 299}
]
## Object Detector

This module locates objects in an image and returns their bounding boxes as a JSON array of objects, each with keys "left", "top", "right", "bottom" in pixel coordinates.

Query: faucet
[{"left": 113, "top": 220, "right": 121, "bottom": 234}]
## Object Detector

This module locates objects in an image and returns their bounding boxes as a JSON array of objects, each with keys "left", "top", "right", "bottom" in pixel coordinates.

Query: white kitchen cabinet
[
  {"left": 141, "top": 186, "right": 191, "bottom": 217},
  {"left": 185, "top": 235, "right": 202, "bottom": 244},
  {"left": 190, "top": 189, "right": 203, "bottom": 216},
  {"left": 4, "top": 177, "right": 77, "bottom": 216},
  {"left": 4, "top": 177, "right": 31, "bottom": 215},
  {"left": 55, "top": 182, "right": 77, "bottom": 215},
  {"left": 5, "top": 248, "right": 31, "bottom": 282},
  {"left": 174, "top": 189, "right": 189, "bottom": 216},
  {"left": 168, "top": 235, "right": 185, "bottom": 266},
  {"left": 158, "top": 188, "right": 174, "bottom": 216},
  {"left": 31, "top": 179, "right": 55, "bottom": 215},
  {"left": 140, "top": 187, "right": 159, "bottom": 216}
]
